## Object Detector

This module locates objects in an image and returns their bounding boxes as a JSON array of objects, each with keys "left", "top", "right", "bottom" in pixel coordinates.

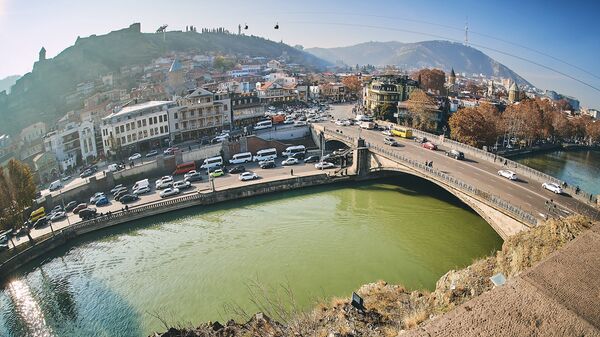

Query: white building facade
[
  {"left": 43, "top": 120, "right": 97, "bottom": 171},
  {"left": 101, "top": 101, "right": 176, "bottom": 157}
]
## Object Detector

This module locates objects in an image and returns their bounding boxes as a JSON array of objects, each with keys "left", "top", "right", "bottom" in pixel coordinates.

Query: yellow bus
[
  {"left": 391, "top": 127, "right": 413, "bottom": 139},
  {"left": 29, "top": 207, "right": 45, "bottom": 222}
]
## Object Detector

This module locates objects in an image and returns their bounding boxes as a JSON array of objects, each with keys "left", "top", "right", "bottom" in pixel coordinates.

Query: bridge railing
[
  {"left": 408, "top": 128, "right": 597, "bottom": 205},
  {"left": 368, "top": 144, "right": 539, "bottom": 226}
]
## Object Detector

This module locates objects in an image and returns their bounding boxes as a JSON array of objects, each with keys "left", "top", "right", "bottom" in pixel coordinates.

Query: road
[
  {"left": 316, "top": 104, "right": 600, "bottom": 223},
  {"left": 9, "top": 158, "right": 333, "bottom": 249}
]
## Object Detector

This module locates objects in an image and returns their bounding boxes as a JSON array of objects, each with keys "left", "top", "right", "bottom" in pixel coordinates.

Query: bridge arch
[{"left": 324, "top": 139, "right": 350, "bottom": 151}]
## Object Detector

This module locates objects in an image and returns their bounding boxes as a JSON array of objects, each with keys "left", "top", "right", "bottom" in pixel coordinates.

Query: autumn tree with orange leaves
[
  {"left": 412, "top": 68, "right": 446, "bottom": 94},
  {"left": 341, "top": 75, "right": 362, "bottom": 97},
  {"left": 449, "top": 103, "right": 502, "bottom": 147}
]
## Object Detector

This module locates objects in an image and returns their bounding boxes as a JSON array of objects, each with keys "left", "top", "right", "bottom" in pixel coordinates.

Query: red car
[
  {"left": 72, "top": 203, "right": 88, "bottom": 214},
  {"left": 422, "top": 142, "right": 437, "bottom": 150}
]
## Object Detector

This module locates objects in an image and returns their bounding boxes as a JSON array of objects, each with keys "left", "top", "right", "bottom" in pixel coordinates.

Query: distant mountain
[
  {"left": 0, "top": 23, "right": 329, "bottom": 135},
  {"left": 307, "top": 40, "right": 530, "bottom": 85},
  {"left": 0, "top": 75, "right": 20, "bottom": 94}
]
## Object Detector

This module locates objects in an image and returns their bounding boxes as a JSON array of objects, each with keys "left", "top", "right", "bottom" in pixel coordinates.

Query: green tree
[{"left": 0, "top": 159, "right": 37, "bottom": 231}]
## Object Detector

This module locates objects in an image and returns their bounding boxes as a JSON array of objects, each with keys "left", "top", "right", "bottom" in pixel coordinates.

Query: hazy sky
[{"left": 1, "top": 0, "right": 599, "bottom": 108}]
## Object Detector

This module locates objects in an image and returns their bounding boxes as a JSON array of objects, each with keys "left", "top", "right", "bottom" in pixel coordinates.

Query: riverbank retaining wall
[{"left": 0, "top": 173, "right": 349, "bottom": 283}]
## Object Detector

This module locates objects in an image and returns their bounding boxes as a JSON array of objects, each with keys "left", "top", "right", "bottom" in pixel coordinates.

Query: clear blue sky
[{"left": 1, "top": 0, "right": 599, "bottom": 108}]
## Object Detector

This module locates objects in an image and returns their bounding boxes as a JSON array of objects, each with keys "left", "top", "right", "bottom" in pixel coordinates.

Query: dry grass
[{"left": 403, "top": 308, "right": 429, "bottom": 329}]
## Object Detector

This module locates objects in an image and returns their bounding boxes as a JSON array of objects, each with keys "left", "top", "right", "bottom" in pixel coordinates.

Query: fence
[
  {"left": 322, "top": 128, "right": 538, "bottom": 226},
  {"left": 409, "top": 128, "right": 598, "bottom": 205}
]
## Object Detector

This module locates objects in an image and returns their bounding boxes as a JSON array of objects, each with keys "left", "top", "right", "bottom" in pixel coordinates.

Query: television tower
[{"left": 464, "top": 17, "right": 469, "bottom": 46}]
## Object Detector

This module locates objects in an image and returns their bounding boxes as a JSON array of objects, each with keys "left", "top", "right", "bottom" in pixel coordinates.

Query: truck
[{"left": 271, "top": 114, "right": 286, "bottom": 124}]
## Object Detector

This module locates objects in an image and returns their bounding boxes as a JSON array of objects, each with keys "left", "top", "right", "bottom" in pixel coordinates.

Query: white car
[
  {"left": 281, "top": 157, "right": 299, "bottom": 166},
  {"left": 128, "top": 153, "right": 141, "bottom": 161},
  {"left": 283, "top": 119, "right": 295, "bottom": 124},
  {"left": 315, "top": 161, "right": 335, "bottom": 170},
  {"left": 156, "top": 180, "right": 173, "bottom": 190},
  {"left": 159, "top": 188, "right": 180, "bottom": 198},
  {"left": 173, "top": 180, "right": 192, "bottom": 190},
  {"left": 498, "top": 170, "right": 517, "bottom": 180},
  {"left": 155, "top": 175, "right": 173, "bottom": 186},
  {"left": 132, "top": 186, "right": 151, "bottom": 195},
  {"left": 542, "top": 182, "right": 563, "bottom": 194},
  {"left": 239, "top": 172, "right": 259, "bottom": 181},
  {"left": 294, "top": 121, "right": 308, "bottom": 127},
  {"left": 50, "top": 211, "right": 66, "bottom": 222},
  {"left": 184, "top": 170, "right": 198, "bottom": 179},
  {"left": 381, "top": 130, "right": 392, "bottom": 136}
]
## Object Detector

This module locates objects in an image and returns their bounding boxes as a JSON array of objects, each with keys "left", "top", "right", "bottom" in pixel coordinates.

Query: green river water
[{"left": 0, "top": 176, "right": 503, "bottom": 336}]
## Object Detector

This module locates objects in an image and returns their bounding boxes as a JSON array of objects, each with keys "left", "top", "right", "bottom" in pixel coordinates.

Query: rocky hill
[
  {"left": 0, "top": 24, "right": 328, "bottom": 135},
  {"left": 0, "top": 75, "right": 20, "bottom": 94},
  {"left": 307, "top": 40, "right": 530, "bottom": 85}
]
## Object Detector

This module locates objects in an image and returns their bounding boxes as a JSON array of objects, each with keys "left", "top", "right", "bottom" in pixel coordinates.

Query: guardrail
[
  {"left": 409, "top": 128, "right": 598, "bottom": 205},
  {"left": 321, "top": 127, "right": 538, "bottom": 226}
]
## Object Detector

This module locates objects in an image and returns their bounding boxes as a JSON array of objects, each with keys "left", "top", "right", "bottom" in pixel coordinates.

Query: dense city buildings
[
  {"left": 43, "top": 120, "right": 97, "bottom": 170},
  {"left": 170, "top": 88, "right": 231, "bottom": 141},
  {"left": 363, "top": 75, "right": 419, "bottom": 113}
]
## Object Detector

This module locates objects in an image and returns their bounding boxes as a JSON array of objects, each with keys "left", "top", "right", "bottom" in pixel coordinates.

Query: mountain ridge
[
  {"left": 307, "top": 40, "right": 530, "bottom": 85},
  {"left": 0, "top": 75, "right": 20, "bottom": 94},
  {"left": 0, "top": 24, "right": 329, "bottom": 135}
]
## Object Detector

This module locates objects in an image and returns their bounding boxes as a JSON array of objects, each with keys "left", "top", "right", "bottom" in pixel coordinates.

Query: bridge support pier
[{"left": 353, "top": 138, "right": 370, "bottom": 177}]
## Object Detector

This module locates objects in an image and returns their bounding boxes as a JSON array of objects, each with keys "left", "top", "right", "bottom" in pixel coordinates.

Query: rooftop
[{"left": 104, "top": 101, "right": 173, "bottom": 120}]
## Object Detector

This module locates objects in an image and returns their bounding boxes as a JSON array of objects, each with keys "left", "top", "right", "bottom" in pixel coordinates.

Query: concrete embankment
[{"left": 0, "top": 173, "right": 350, "bottom": 282}]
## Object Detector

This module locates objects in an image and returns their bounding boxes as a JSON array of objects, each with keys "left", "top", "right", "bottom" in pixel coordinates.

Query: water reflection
[{"left": 6, "top": 279, "right": 54, "bottom": 337}]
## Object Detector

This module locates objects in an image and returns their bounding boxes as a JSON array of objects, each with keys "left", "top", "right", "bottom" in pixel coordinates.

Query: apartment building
[{"left": 43, "top": 120, "right": 97, "bottom": 171}]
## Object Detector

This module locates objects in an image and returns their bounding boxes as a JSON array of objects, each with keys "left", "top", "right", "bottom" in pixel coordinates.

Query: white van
[
  {"left": 254, "top": 120, "right": 273, "bottom": 130},
  {"left": 200, "top": 156, "right": 223, "bottom": 169},
  {"left": 253, "top": 148, "right": 278, "bottom": 162},
  {"left": 229, "top": 152, "right": 253, "bottom": 164},
  {"left": 49, "top": 180, "right": 63, "bottom": 191},
  {"left": 132, "top": 178, "right": 150, "bottom": 191},
  {"left": 282, "top": 145, "right": 306, "bottom": 157}
]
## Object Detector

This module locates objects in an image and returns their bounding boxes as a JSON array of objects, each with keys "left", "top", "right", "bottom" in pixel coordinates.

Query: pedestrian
[
  {"left": 504, "top": 159, "right": 508, "bottom": 166},
  {"left": 550, "top": 199, "right": 553, "bottom": 204},
  {"left": 576, "top": 186, "right": 580, "bottom": 195},
  {"left": 290, "top": 168, "right": 294, "bottom": 176},
  {"left": 189, "top": 145, "right": 192, "bottom": 151},
  {"left": 494, "top": 154, "right": 497, "bottom": 162},
  {"left": 125, "top": 205, "right": 129, "bottom": 212}
]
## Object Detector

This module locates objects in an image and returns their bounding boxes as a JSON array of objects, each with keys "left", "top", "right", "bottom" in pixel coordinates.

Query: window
[
  {"left": 143, "top": 130, "right": 148, "bottom": 137},
  {"left": 159, "top": 115, "right": 163, "bottom": 123},
  {"left": 115, "top": 127, "right": 120, "bottom": 135},
  {"left": 126, "top": 124, "right": 130, "bottom": 131},
  {"left": 155, "top": 127, "right": 158, "bottom": 134},
  {"left": 174, "top": 123, "right": 178, "bottom": 130},
  {"left": 131, "top": 122, "right": 135, "bottom": 130},
  {"left": 224, "top": 104, "right": 228, "bottom": 111},
  {"left": 165, "top": 125, "right": 169, "bottom": 133},
  {"left": 150, "top": 128, "right": 154, "bottom": 136},
  {"left": 160, "top": 126, "right": 164, "bottom": 133},
  {"left": 190, "top": 111, "right": 194, "bottom": 117},
  {"left": 121, "top": 136, "right": 125, "bottom": 144},
  {"left": 149, "top": 118, "right": 153, "bottom": 125},
  {"left": 174, "top": 112, "right": 178, "bottom": 119},
  {"left": 163, "top": 114, "right": 167, "bottom": 121},
  {"left": 132, "top": 134, "right": 137, "bottom": 141},
  {"left": 137, "top": 121, "right": 142, "bottom": 128},
  {"left": 142, "top": 119, "right": 147, "bottom": 127},
  {"left": 120, "top": 125, "right": 125, "bottom": 133},
  {"left": 127, "top": 135, "right": 131, "bottom": 142},
  {"left": 154, "top": 116, "right": 158, "bottom": 124},
  {"left": 139, "top": 131, "right": 143, "bottom": 139}
]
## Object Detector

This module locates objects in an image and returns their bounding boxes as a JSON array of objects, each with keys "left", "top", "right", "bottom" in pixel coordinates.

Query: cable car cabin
[
  {"left": 173, "top": 162, "right": 196, "bottom": 175},
  {"left": 391, "top": 127, "right": 413, "bottom": 139}
]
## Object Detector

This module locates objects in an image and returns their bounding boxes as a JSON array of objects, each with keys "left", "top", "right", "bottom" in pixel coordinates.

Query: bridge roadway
[{"left": 314, "top": 121, "right": 600, "bottom": 230}]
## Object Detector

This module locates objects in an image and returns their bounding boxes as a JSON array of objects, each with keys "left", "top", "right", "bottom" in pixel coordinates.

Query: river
[
  {"left": 0, "top": 176, "right": 502, "bottom": 336},
  {"left": 514, "top": 149, "right": 600, "bottom": 195}
]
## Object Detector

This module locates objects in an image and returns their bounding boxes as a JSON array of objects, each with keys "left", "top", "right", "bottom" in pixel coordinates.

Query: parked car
[
  {"left": 207, "top": 165, "right": 226, "bottom": 173},
  {"left": 128, "top": 153, "right": 142, "bottom": 161},
  {"left": 304, "top": 155, "right": 320, "bottom": 163},
  {"left": 163, "top": 147, "right": 179, "bottom": 155},
  {"left": 239, "top": 172, "right": 259, "bottom": 181},
  {"left": 132, "top": 186, "right": 151, "bottom": 195},
  {"left": 73, "top": 203, "right": 88, "bottom": 214},
  {"left": 65, "top": 200, "right": 79, "bottom": 212},
  {"left": 445, "top": 149, "right": 465, "bottom": 160},
  {"left": 119, "top": 194, "right": 139, "bottom": 203},
  {"left": 291, "top": 152, "right": 306, "bottom": 160},
  {"left": 184, "top": 172, "right": 202, "bottom": 183},
  {"left": 229, "top": 165, "right": 246, "bottom": 174},
  {"left": 112, "top": 186, "right": 128, "bottom": 196},
  {"left": 114, "top": 190, "right": 129, "bottom": 201},
  {"left": 159, "top": 188, "right": 180, "bottom": 198},
  {"left": 173, "top": 180, "right": 192, "bottom": 190},
  {"left": 498, "top": 170, "right": 518, "bottom": 180},
  {"left": 384, "top": 137, "right": 400, "bottom": 147},
  {"left": 414, "top": 136, "right": 428, "bottom": 143},
  {"left": 145, "top": 150, "right": 159, "bottom": 157},
  {"left": 155, "top": 176, "right": 174, "bottom": 189},
  {"left": 51, "top": 205, "right": 64, "bottom": 214},
  {"left": 315, "top": 161, "right": 335, "bottom": 170},
  {"left": 260, "top": 160, "right": 276, "bottom": 169},
  {"left": 80, "top": 169, "right": 94, "bottom": 179},
  {"left": 95, "top": 196, "right": 109, "bottom": 207},
  {"left": 110, "top": 184, "right": 125, "bottom": 194},
  {"left": 50, "top": 211, "right": 66, "bottom": 222},
  {"left": 209, "top": 169, "right": 225, "bottom": 178},
  {"left": 0, "top": 235, "right": 8, "bottom": 251},
  {"left": 542, "top": 182, "right": 563, "bottom": 194},
  {"left": 184, "top": 170, "right": 198, "bottom": 179},
  {"left": 61, "top": 175, "right": 72, "bottom": 182},
  {"left": 89, "top": 192, "right": 106, "bottom": 204},
  {"left": 422, "top": 142, "right": 437, "bottom": 150},
  {"left": 33, "top": 216, "right": 49, "bottom": 229},
  {"left": 282, "top": 157, "right": 299, "bottom": 166},
  {"left": 78, "top": 208, "right": 97, "bottom": 220}
]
